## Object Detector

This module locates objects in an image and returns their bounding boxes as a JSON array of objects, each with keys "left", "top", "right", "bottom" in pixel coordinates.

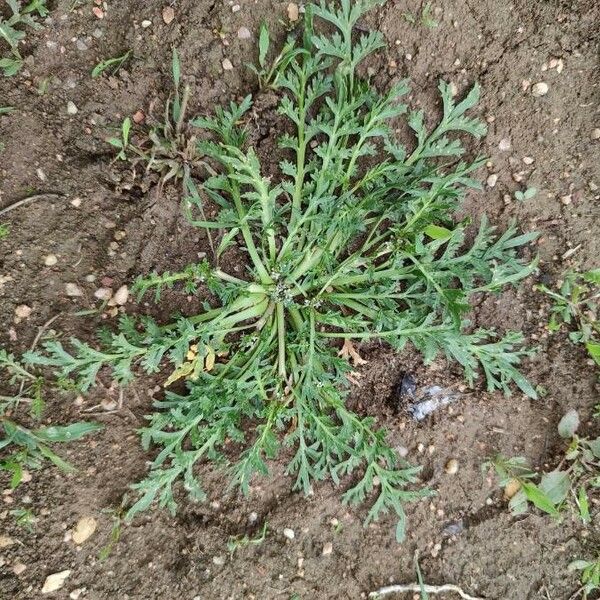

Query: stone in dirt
[
  {"left": 42, "top": 570, "right": 71, "bottom": 594},
  {"left": 72, "top": 516, "right": 97, "bottom": 544},
  {"left": 162, "top": 6, "right": 175, "bottom": 24}
]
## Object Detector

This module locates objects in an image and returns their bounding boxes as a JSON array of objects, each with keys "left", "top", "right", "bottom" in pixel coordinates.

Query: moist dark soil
[{"left": 1, "top": 1, "right": 599, "bottom": 599}]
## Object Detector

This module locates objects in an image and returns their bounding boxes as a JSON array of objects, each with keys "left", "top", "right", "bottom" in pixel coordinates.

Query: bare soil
[{"left": 0, "top": 1, "right": 599, "bottom": 599}]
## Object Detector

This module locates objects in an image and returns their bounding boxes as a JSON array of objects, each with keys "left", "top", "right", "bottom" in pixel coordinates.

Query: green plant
[
  {"left": 111, "top": 49, "right": 203, "bottom": 190},
  {"left": 538, "top": 269, "right": 600, "bottom": 366},
  {"left": 514, "top": 186, "right": 537, "bottom": 202},
  {"left": 402, "top": 2, "right": 439, "bottom": 27},
  {"left": 247, "top": 21, "right": 307, "bottom": 89},
  {"left": 0, "top": 106, "right": 15, "bottom": 114},
  {"left": 0, "top": 350, "right": 102, "bottom": 487},
  {"left": 487, "top": 409, "right": 600, "bottom": 522},
  {"left": 0, "top": 223, "right": 9, "bottom": 239},
  {"left": 107, "top": 117, "right": 131, "bottom": 161},
  {"left": 485, "top": 455, "right": 568, "bottom": 517},
  {"left": 0, "top": 0, "right": 49, "bottom": 76},
  {"left": 227, "top": 521, "right": 268, "bottom": 557},
  {"left": 570, "top": 556, "right": 600, "bottom": 599},
  {"left": 10, "top": 507, "right": 36, "bottom": 531},
  {"left": 92, "top": 49, "right": 132, "bottom": 78},
  {"left": 98, "top": 496, "right": 128, "bottom": 560},
  {"left": 26, "top": 0, "right": 538, "bottom": 538}
]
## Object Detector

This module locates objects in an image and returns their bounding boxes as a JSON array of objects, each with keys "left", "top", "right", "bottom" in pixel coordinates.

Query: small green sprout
[
  {"left": 537, "top": 269, "right": 600, "bottom": 366},
  {"left": 226, "top": 521, "right": 268, "bottom": 557},
  {"left": 0, "top": 0, "right": 49, "bottom": 76},
  {"left": 514, "top": 186, "right": 537, "bottom": 202},
  {"left": 107, "top": 117, "right": 132, "bottom": 161},
  {"left": 92, "top": 49, "right": 132, "bottom": 78},
  {"left": 569, "top": 557, "right": 600, "bottom": 600}
]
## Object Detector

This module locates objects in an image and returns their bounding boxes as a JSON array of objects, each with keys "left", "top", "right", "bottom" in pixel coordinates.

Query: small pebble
[
  {"left": 66, "top": 101, "right": 78, "bottom": 115},
  {"left": 222, "top": 58, "right": 233, "bottom": 71},
  {"left": 522, "top": 156, "right": 534, "bottom": 165},
  {"left": 444, "top": 458, "right": 459, "bottom": 475},
  {"left": 44, "top": 254, "right": 58, "bottom": 266},
  {"left": 132, "top": 110, "right": 145, "bottom": 124},
  {"left": 531, "top": 82, "right": 549, "bottom": 97},
  {"left": 322, "top": 542, "right": 333, "bottom": 556},
  {"left": 94, "top": 287, "right": 112, "bottom": 300},
  {"left": 498, "top": 138, "right": 511, "bottom": 151},
  {"left": 71, "top": 197, "right": 82, "bottom": 207},
  {"left": 141, "top": 20, "right": 152, "bottom": 28},
  {"left": 237, "top": 26, "right": 251, "bottom": 39},
  {"left": 288, "top": 2, "right": 299, "bottom": 21},
  {"left": 591, "top": 128, "right": 600, "bottom": 140},
  {"left": 15, "top": 304, "right": 32, "bottom": 319},
  {"left": 162, "top": 6, "right": 175, "bottom": 24},
  {"left": 283, "top": 528, "right": 295, "bottom": 540},
  {"left": 212, "top": 556, "right": 226, "bottom": 566},
  {"left": 42, "top": 570, "right": 71, "bottom": 594},
  {"left": 486, "top": 174, "right": 498, "bottom": 188},
  {"left": 72, "top": 517, "right": 97, "bottom": 545},
  {"left": 232, "top": 4, "right": 240, "bottom": 12},
  {"left": 12, "top": 562, "right": 26, "bottom": 575},
  {"left": 92, "top": 6, "right": 104, "bottom": 18},
  {"left": 76, "top": 39, "right": 88, "bottom": 51},
  {"left": 65, "top": 283, "right": 83, "bottom": 297},
  {"left": 111, "top": 285, "right": 129, "bottom": 306}
]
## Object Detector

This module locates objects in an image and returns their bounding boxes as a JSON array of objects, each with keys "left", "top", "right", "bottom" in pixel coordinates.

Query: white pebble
[
  {"left": 283, "top": 528, "right": 295, "bottom": 540},
  {"left": 15, "top": 304, "right": 32, "bottom": 319},
  {"left": 212, "top": 555, "right": 226, "bottom": 566},
  {"left": 222, "top": 58, "right": 233, "bottom": 71},
  {"left": 141, "top": 20, "right": 152, "bottom": 28},
  {"left": 445, "top": 458, "right": 459, "bottom": 474},
  {"left": 322, "top": 541, "right": 333, "bottom": 556},
  {"left": 111, "top": 285, "right": 129, "bottom": 306},
  {"left": 591, "top": 128, "right": 600, "bottom": 140},
  {"left": 486, "top": 174, "right": 498, "bottom": 188},
  {"left": 44, "top": 254, "right": 58, "bottom": 266},
  {"left": 94, "top": 287, "right": 112, "bottom": 300},
  {"left": 65, "top": 283, "right": 83, "bottom": 297},
  {"left": 531, "top": 82, "right": 549, "bottom": 97},
  {"left": 287, "top": 2, "right": 299, "bottom": 21},
  {"left": 498, "top": 138, "right": 511, "bottom": 151},
  {"left": 66, "top": 101, "right": 78, "bottom": 115},
  {"left": 237, "top": 26, "right": 251, "bottom": 39},
  {"left": 522, "top": 156, "right": 534, "bottom": 165}
]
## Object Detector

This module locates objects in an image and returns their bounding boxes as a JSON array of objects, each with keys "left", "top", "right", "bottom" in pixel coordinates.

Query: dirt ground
[{"left": 1, "top": 0, "right": 599, "bottom": 599}]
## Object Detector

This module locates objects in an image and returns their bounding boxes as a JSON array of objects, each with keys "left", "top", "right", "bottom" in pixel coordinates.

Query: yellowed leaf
[
  {"left": 205, "top": 346, "right": 216, "bottom": 371},
  {"left": 164, "top": 361, "right": 195, "bottom": 387}
]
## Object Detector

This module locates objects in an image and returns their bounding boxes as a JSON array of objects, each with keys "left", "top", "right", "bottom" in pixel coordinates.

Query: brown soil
[{"left": 1, "top": 1, "right": 599, "bottom": 599}]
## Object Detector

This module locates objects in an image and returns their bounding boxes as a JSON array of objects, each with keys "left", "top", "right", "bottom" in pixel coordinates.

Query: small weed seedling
[
  {"left": 538, "top": 269, "right": 600, "bottom": 367},
  {"left": 28, "top": 0, "right": 539, "bottom": 538},
  {"left": 0, "top": 350, "right": 102, "bottom": 487},
  {"left": 247, "top": 21, "right": 307, "bottom": 89},
  {"left": 111, "top": 50, "right": 203, "bottom": 192},
  {"left": 10, "top": 507, "right": 37, "bottom": 531},
  {"left": 227, "top": 521, "right": 268, "bottom": 557},
  {"left": 485, "top": 455, "right": 567, "bottom": 517},
  {"left": 0, "top": 0, "right": 49, "bottom": 76},
  {"left": 107, "top": 117, "right": 132, "bottom": 161},
  {"left": 0, "top": 223, "right": 9, "bottom": 239},
  {"left": 569, "top": 556, "right": 600, "bottom": 600},
  {"left": 487, "top": 408, "right": 600, "bottom": 522},
  {"left": 514, "top": 186, "right": 537, "bottom": 202},
  {"left": 92, "top": 50, "right": 132, "bottom": 78},
  {"left": 402, "top": 2, "right": 439, "bottom": 28}
]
